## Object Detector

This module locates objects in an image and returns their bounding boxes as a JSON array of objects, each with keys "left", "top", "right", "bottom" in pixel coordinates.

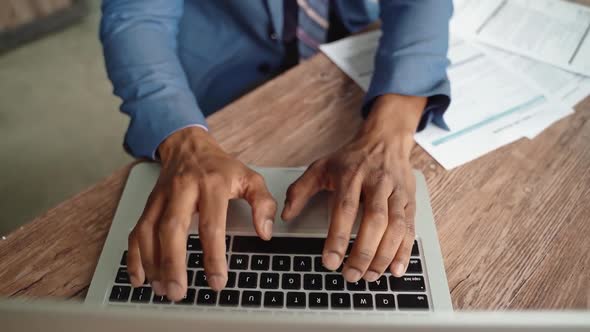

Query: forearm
[
  {"left": 363, "top": 0, "right": 452, "bottom": 127},
  {"left": 101, "top": 0, "right": 207, "bottom": 159}
]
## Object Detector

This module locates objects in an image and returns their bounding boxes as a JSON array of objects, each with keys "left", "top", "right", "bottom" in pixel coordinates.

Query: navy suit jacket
[{"left": 100, "top": 0, "right": 453, "bottom": 158}]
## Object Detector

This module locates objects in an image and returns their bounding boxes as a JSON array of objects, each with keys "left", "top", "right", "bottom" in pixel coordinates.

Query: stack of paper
[{"left": 320, "top": 0, "right": 590, "bottom": 170}]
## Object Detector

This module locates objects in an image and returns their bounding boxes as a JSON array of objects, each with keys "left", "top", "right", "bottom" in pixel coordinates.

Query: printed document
[
  {"left": 453, "top": 0, "right": 590, "bottom": 76},
  {"left": 320, "top": 32, "right": 572, "bottom": 169}
]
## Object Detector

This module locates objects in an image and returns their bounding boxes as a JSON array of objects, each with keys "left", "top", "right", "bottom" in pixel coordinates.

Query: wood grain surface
[
  {"left": 0, "top": 0, "right": 72, "bottom": 31},
  {"left": 1, "top": 11, "right": 589, "bottom": 310}
]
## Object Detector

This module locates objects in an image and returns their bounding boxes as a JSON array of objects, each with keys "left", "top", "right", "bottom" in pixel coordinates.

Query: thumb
[
  {"left": 281, "top": 161, "right": 324, "bottom": 222},
  {"left": 242, "top": 171, "right": 277, "bottom": 240}
]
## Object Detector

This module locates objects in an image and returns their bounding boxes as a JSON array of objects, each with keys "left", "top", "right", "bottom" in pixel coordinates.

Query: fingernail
[
  {"left": 364, "top": 271, "right": 380, "bottom": 282},
  {"left": 207, "top": 275, "right": 226, "bottom": 291},
  {"left": 343, "top": 267, "right": 362, "bottom": 282},
  {"left": 322, "top": 252, "right": 341, "bottom": 270},
  {"left": 166, "top": 281, "right": 184, "bottom": 300},
  {"left": 151, "top": 280, "right": 164, "bottom": 295},
  {"left": 393, "top": 262, "right": 405, "bottom": 277},
  {"left": 263, "top": 219, "right": 273, "bottom": 239}
]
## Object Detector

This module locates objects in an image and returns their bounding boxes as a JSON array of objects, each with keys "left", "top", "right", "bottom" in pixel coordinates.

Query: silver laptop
[
  {"left": 2, "top": 298, "right": 590, "bottom": 331},
  {"left": 85, "top": 163, "right": 452, "bottom": 312}
]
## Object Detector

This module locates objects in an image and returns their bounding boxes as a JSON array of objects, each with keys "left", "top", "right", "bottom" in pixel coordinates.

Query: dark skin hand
[
  {"left": 126, "top": 93, "right": 425, "bottom": 300},
  {"left": 282, "top": 94, "right": 426, "bottom": 282},
  {"left": 127, "top": 127, "right": 277, "bottom": 300}
]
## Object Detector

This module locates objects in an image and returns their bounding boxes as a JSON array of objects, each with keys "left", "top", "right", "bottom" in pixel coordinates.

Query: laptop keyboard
[{"left": 108, "top": 235, "right": 430, "bottom": 311}]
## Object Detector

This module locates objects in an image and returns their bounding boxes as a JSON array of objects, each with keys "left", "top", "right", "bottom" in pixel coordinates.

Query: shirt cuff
[
  {"left": 123, "top": 96, "right": 208, "bottom": 160},
  {"left": 361, "top": 54, "right": 451, "bottom": 132}
]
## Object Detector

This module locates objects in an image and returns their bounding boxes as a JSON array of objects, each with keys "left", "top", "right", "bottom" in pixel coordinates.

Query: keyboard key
[
  {"left": 398, "top": 294, "right": 429, "bottom": 310},
  {"left": 407, "top": 258, "right": 423, "bottom": 274},
  {"left": 282, "top": 273, "right": 301, "bottom": 290},
  {"left": 241, "top": 291, "right": 262, "bottom": 307},
  {"left": 411, "top": 241, "right": 419, "bottom": 256},
  {"left": 238, "top": 272, "right": 258, "bottom": 288},
  {"left": 197, "top": 289, "right": 217, "bottom": 305},
  {"left": 187, "top": 235, "right": 230, "bottom": 251},
  {"left": 188, "top": 253, "right": 203, "bottom": 268},
  {"left": 308, "top": 292, "right": 329, "bottom": 309},
  {"left": 226, "top": 271, "right": 237, "bottom": 288},
  {"left": 187, "top": 235, "right": 202, "bottom": 251},
  {"left": 293, "top": 256, "right": 312, "bottom": 272},
  {"left": 260, "top": 273, "right": 280, "bottom": 289},
  {"left": 152, "top": 294, "right": 171, "bottom": 304},
  {"left": 375, "top": 294, "right": 396, "bottom": 310},
  {"left": 303, "top": 274, "right": 323, "bottom": 290},
  {"left": 121, "top": 251, "right": 127, "bottom": 266},
  {"left": 272, "top": 255, "right": 291, "bottom": 271},
  {"left": 229, "top": 255, "right": 249, "bottom": 270},
  {"left": 368, "top": 275, "right": 388, "bottom": 291},
  {"left": 251, "top": 255, "right": 270, "bottom": 270},
  {"left": 389, "top": 276, "right": 426, "bottom": 292},
  {"left": 330, "top": 293, "right": 351, "bottom": 309},
  {"left": 115, "top": 267, "right": 130, "bottom": 284},
  {"left": 219, "top": 290, "right": 240, "bottom": 306},
  {"left": 176, "top": 288, "right": 196, "bottom": 305},
  {"left": 353, "top": 293, "right": 373, "bottom": 309},
  {"left": 314, "top": 256, "right": 329, "bottom": 272},
  {"left": 195, "top": 270, "right": 208, "bottom": 287},
  {"left": 130, "top": 286, "right": 152, "bottom": 303},
  {"left": 346, "top": 280, "right": 366, "bottom": 291},
  {"left": 187, "top": 270, "right": 194, "bottom": 286},
  {"left": 325, "top": 274, "right": 344, "bottom": 290},
  {"left": 286, "top": 292, "right": 306, "bottom": 309},
  {"left": 109, "top": 285, "right": 131, "bottom": 302},
  {"left": 232, "top": 236, "right": 324, "bottom": 254},
  {"left": 264, "top": 291, "right": 284, "bottom": 308}
]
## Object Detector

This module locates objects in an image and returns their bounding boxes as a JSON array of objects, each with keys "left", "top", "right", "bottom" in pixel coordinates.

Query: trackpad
[{"left": 226, "top": 167, "right": 331, "bottom": 235}]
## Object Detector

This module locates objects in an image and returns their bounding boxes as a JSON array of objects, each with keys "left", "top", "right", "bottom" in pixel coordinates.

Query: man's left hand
[{"left": 282, "top": 94, "right": 427, "bottom": 282}]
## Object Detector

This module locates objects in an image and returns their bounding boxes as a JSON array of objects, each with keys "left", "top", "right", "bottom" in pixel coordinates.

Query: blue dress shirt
[{"left": 100, "top": 0, "right": 453, "bottom": 159}]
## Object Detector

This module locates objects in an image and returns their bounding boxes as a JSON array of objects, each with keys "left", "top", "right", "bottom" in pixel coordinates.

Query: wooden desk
[{"left": 1, "top": 44, "right": 589, "bottom": 310}]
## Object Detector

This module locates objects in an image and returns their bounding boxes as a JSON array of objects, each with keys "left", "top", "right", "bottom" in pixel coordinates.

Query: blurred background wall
[{"left": 0, "top": 0, "right": 131, "bottom": 236}]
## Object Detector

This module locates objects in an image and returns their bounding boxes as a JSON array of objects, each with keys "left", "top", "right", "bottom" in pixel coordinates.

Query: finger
[
  {"left": 158, "top": 184, "right": 198, "bottom": 301},
  {"left": 365, "top": 189, "right": 406, "bottom": 281},
  {"left": 281, "top": 161, "right": 325, "bottom": 221},
  {"left": 136, "top": 192, "right": 166, "bottom": 295},
  {"left": 127, "top": 230, "right": 145, "bottom": 288},
  {"left": 322, "top": 175, "right": 362, "bottom": 271},
  {"left": 198, "top": 182, "right": 229, "bottom": 291},
  {"left": 391, "top": 199, "right": 416, "bottom": 277},
  {"left": 344, "top": 180, "right": 391, "bottom": 282},
  {"left": 243, "top": 171, "right": 277, "bottom": 240}
]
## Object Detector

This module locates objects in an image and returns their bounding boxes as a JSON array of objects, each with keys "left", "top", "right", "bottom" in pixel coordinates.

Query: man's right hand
[{"left": 126, "top": 127, "right": 277, "bottom": 301}]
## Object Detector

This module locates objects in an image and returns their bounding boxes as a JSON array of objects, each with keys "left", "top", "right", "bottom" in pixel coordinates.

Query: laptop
[
  {"left": 1, "top": 298, "right": 589, "bottom": 331},
  {"left": 85, "top": 163, "right": 452, "bottom": 312}
]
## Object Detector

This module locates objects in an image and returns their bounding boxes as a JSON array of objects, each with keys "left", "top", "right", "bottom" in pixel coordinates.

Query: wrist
[
  {"left": 158, "top": 126, "right": 216, "bottom": 163},
  {"left": 359, "top": 94, "right": 427, "bottom": 159}
]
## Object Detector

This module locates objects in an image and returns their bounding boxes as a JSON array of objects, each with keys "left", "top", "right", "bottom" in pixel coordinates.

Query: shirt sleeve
[
  {"left": 362, "top": 0, "right": 453, "bottom": 131},
  {"left": 100, "top": 0, "right": 208, "bottom": 159}
]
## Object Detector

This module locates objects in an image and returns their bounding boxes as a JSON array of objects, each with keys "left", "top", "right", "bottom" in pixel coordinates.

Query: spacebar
[{"left": 232, "top": 236, "right": 325, "bottom": 254}]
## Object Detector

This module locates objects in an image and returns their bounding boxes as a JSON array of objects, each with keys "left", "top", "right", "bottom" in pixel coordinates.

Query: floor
[{"left": 0, "top": 1, "right": 131, "bottom": 236}]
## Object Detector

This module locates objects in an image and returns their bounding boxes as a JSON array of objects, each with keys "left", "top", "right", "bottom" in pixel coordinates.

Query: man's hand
[
  {"left": 127, "top": 127, "right": 277, "bottom": 300},
  {"left": 282, "top": 94, "right": 426, "bottom": 283}
]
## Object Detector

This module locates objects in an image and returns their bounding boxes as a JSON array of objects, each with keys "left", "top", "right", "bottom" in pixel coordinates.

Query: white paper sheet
[
  {"left": 320, "top": 32, "right": 572, "bottom": 169},
  {"left": 480, "top": 44, "right": 590, "bottom": 109},
  {"left": 453, "top": 0, "right": 590, "bottom": 76}
]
